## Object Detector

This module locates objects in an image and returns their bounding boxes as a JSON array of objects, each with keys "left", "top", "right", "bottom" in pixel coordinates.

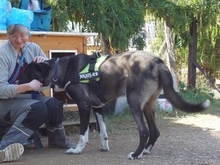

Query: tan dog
[{"left": 19, "top": 50, "right": 210, "bottom": 159}]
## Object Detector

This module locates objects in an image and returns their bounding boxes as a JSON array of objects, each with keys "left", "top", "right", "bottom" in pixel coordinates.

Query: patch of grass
[
  {"left": 63, "top": 109, "right": 97, "bottom": 122},
  {"left": 203, "top": 99, "right": 220, "bottom": 114},
  {"left": 63, "top": 110, "right": 79, "bottom": 121},
  {"left": 176, "top": 81, "right": 220, "bottom": 116},
  {"left": 104, "top": 107, "right": 135, "bottom": 134},
  {"left": 157, "top": 81, "right": 220, "bottom": 119},
  {"left": 178, "top": 81, "right": 214, "bottom": 103}
]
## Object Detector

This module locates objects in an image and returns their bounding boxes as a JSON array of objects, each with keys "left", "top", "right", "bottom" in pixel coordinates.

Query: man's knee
[
  {"left": 45, "top": 98, "right": 64, "bottom": 127},
  {"left": 46, "top": 98, "right": 63, "bottom": 113},
  {"left": 22, "top": 102, "right": 48, "bottom": 130}
]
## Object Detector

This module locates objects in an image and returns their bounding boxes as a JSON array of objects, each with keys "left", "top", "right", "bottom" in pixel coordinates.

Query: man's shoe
[
  {"left": 0, "top": 143, "right": 24, "bottom": 162},
  {"left": 48, "top": 139, "right": 77, "bottom": 149}
]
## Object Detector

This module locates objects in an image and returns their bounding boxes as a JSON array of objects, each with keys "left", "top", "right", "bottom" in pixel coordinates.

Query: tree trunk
[
  {"left": 188, "top": 19, "right": 197, "bottom": 89},
  {"left": 101, "top": 37, "right": 114, "bottom": 55},
  {"left": 164, "top": 15, "right": 177, "bottom": 74}
]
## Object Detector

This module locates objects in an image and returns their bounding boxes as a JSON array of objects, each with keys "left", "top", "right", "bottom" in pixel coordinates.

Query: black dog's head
[{"left": 18, "top": 62, "right": 51, "bottom": 86}]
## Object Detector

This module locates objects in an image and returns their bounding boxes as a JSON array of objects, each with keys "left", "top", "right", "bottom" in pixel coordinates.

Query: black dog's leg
[
  {"left": 66, "top": 101, "right": 91, "bottom": 154},
  {"left": 93, "top": 107, "right": 109, "bottom": 151}
]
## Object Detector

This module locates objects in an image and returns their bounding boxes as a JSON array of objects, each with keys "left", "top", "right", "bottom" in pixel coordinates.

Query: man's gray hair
[{"left": 7, "top": 24, "right": 29, "bottom": 36}]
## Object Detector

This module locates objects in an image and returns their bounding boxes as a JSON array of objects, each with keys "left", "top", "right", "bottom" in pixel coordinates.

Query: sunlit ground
[{"left": 173, "top": 114, "right": 220, "bottom": 138}]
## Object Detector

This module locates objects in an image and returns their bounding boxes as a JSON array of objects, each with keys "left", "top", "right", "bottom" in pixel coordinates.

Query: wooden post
[{"left": 188, "top": 19, "right": 197, "bottom": 89}]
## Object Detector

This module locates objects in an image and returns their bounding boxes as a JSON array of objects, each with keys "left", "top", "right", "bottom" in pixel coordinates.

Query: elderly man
[{"left": 0, "top": 8, "right": 75, "bottom": 162}]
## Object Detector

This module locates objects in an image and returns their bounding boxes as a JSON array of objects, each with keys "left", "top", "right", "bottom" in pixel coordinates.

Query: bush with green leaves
[{"left": 178, "top": 81, "right": 214, "bottom": 103}]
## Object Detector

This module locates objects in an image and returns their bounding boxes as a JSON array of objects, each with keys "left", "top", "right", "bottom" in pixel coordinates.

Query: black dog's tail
[{"left": 158, "top": 59, "right": 210, "bottom": 113}]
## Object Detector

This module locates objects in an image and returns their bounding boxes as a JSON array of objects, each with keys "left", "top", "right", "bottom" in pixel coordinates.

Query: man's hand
[
  {"left": 28, "top": 79, "right": 42, "bottom": 91},
  {"left": 16, "top": 79, "right": 42, "bottom": 94},
  {"left": 33, "top": 56, "right": 47, "bottom": 63}
]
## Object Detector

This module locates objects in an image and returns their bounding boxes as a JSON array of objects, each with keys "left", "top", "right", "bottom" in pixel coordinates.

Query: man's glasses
[{"left": 9, "top": 34, "right": 29, "bottom": 40}]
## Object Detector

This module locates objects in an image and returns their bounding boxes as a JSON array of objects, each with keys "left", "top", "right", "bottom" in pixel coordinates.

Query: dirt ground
[{"left": 4, "top": 111, "right": 220, "bottom": 165}]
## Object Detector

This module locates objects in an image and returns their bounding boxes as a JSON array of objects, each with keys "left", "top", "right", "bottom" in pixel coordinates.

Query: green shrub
[{"left": 178, "top": 81, "right": 214, "bottom": 103}]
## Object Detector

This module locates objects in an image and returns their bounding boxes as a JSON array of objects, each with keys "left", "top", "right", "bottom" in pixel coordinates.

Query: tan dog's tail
[{"left": 159, "top": 62, "right": 210, "bottom": 113}]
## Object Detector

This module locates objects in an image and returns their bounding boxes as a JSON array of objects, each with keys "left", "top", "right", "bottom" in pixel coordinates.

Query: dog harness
[
  {"left": 64, "top": 52, "right": 109, "bottom": 103},
  {"left": 78, "top": 53, "right": 109, "bottom": 83}
]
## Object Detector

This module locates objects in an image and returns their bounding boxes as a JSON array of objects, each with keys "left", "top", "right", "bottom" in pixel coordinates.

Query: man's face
[{"left": 9, "top": 32, "right": 29, "bottom": 50}]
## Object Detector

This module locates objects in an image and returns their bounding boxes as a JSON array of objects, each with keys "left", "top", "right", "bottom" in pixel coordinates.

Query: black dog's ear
[
  {"left": 23, "top": 62, "right": 39, "bottom": 74},
  {"left": 18, "top": 62, "right": 40, "bottom": 84},
  {"left": 37, "top": 63, "right": 51, "bottom": 78}
]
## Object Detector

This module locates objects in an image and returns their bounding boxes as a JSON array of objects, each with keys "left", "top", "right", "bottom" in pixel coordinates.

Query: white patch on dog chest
[{"left": 54, "top": 85, "right": 65, "bottom": 92}]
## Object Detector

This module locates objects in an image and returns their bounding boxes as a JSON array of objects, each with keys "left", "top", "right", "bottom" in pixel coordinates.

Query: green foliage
[
  {"left": 197, "top": 22, "right": 220, "bottom": 78},
  {"left": 178, "top": 81, "right": 214, "bottom": 103},
  {"left": 131, "top": 31, "right": 147, "bottom": 50},
  {"left": 148, "top": 0, "right": 220, "bottom": 79},
  {"left": 207, "top": 99, "right": 220, "bottom": 114},
  {"left": 48, "top": 0, "right": 71, "bottom": 31},
  {"left": 170, "top": 79, "right": 220, "bottom": 117},
  {"left": 9, "top": 0, "right": 20, "bottom": 7},
  {"left": 147, "top": 19, "right": 165, "bottom": 55},
  {"left": 83, "top": 0, "right": 147, "bottom": 51},
  {"left": 47, "top": 0, "right": 148, "bottom": 52}
]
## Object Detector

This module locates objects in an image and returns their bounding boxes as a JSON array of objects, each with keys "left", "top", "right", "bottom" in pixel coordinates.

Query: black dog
[{"left": 19, "top": 51, "right": 210, "bottom": 159}]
